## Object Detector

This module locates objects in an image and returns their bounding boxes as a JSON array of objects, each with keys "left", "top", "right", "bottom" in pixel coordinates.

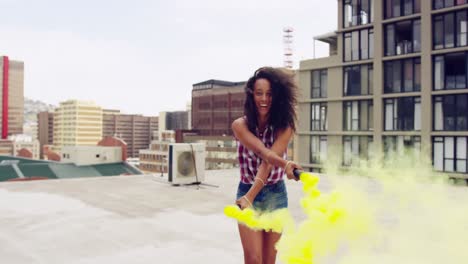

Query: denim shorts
[{"left": 236, "top": 180, "right": 288, "bottom": 212}]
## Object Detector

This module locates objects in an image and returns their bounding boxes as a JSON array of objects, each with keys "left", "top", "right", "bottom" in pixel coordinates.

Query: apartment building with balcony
[{"left": 297, "top": 0, "right": 468, "bottom": 179}]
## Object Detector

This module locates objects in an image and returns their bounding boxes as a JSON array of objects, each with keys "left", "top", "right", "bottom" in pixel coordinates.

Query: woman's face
[{"left": 253, "top": 78, "right": 272, "bottom": 120}]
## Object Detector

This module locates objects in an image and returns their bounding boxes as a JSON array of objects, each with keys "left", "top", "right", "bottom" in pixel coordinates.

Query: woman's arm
[
  {"left": 233, "top": 118, "right": 301, "bottom": 209},
  {"left": 236, "top": 161, "right": 272, "bottom": 209},
  {"left": 232, "top": 118, "right": 301, "bottom": 178}
]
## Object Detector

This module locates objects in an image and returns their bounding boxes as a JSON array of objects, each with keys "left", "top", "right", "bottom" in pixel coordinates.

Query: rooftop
[
  {"left": 0, "top": 169, "right": 467, "bottom": 263},
  {"left": 192, "top": 79, "right": 246, "bottom": 89},
  {"left": 0, "top": 155, "right": 141, "bottom": 181}
]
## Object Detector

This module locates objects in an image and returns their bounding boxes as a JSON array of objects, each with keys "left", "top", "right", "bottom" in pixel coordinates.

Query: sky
[{"left": 0, "top": 0, "right": 337, "bottom": 116}]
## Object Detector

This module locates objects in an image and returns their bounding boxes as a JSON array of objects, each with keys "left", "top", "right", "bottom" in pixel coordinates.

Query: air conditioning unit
[{"left": 168, "top": 143, "right": 205, "bottom": 185}]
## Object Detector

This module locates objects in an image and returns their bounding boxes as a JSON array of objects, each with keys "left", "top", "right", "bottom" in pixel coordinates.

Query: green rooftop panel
[
  {"left": 0, "top": 166, "right": 19, "bottom": 181},
  {"left": 19, "top": 164, "right": 58, "bottom": 179}
]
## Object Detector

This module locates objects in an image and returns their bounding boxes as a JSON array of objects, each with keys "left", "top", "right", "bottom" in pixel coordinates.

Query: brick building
[
  {"left": 103, "top": 113, "right": 158, "bottom": 158},
  {"left": 192, "top": 79, "right": 246, "bottom": 136}
]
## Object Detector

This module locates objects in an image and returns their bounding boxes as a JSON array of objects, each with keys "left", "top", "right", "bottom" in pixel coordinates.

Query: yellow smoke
[
  {"left": 320, "top": 150, "right": 468, "bottom": 264},
  {"left": 223, "top": 206, "right": 295, "bottom": 233},
  {"left": 225, "top": 150, "right": 468, "bottom": 263},
  {"left": 276, "top": 173, "right": 374, "bottom": 264},
  {"left": 224, "top": 172, "right": 374, "bottom": 263}
]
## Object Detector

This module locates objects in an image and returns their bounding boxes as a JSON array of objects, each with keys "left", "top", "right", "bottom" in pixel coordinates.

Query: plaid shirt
[{"left": 237, "top": 125, "right": 287, "bottom": 185}]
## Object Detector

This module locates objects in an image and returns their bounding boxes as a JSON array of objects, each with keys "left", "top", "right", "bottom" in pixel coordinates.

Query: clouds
[{"left": 0, "top": 0, "right": 336, "bottom": 116}]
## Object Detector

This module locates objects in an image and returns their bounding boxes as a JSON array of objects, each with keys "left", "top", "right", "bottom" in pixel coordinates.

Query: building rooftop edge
[
  {"left": 192, "top": 79, "right": 246, "bottom": 88},
  {"left": 313, "top": 31, "right": 338, "bottom": 44}
]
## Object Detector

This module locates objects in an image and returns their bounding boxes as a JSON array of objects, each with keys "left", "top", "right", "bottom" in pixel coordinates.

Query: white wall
[{"left": 61, "top": 146, "right": 122, "bottom": 165}]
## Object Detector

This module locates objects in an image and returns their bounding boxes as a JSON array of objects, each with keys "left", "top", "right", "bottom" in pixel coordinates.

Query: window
[
  {"left": 434, "top": 10, "right": 468, "bottom": 50},
  {"left": 344, "top": 29, "right": 374, "bottom": 62},
  {"left": 310, "top": 103, "right": 328, "bottom": 131},
  {"left": 385, "top": 19, "right": 421, "bottom": 56},
  {"left": 343, "top": 0, "right": 373, "bottom": 28},
  {"left": 433, "top": 0, "right": 467, "bottom": 10},
  {"left": 343, "top": 136, "right": 374, "bottom": 166},
  {"left": 311, "top": 70, "right": 327, "bottom": 98},
  {"left": 310, "top": 136, "right": 327, "bottom": 164},
  {"left": 433, "top": 136, "right": 468, "bottom": 173},
  {"left": 384, "top": 136, "right": 421, "bottom": 157},
  {"left": 384, "top": 97, "right": 421, "bottom": 131},
  {"left": 384, "top": 58, "right": 421, "bottom": 93},
  {"left": 344, "top": 64, "right": 373, "bottom": 95},
  {"left": 434, "top": 94, "right": 468, "bottom": 130},
  {"left": 343, "top": 100, "right": 374, "bottom": 131},
  {"left": 433, "top": 52, "right": 468, "bottom": 90},
  {"left": 385, "top": 0, "right": 421, "bottom": 19}
]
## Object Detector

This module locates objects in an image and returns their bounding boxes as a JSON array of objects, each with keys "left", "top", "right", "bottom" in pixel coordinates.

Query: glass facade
[
  {"left": 433, "top": 0, "right": 468, "bottom": 10},
  {"left": 384, "top": 58, "right": 421, "bottom": 93},
  {"left": 343, "top": 100, "right": 374, "bottom": 131},
  {"left": 310, "top": 103, "right": 328, "bottom": 131},
  {"left": 343, "top": 136, "right": 374, "bottom": 166},
  {"left": 344, "top": 29, "right": 374, "bottom": 62},
  {"left": 434, "top": 94, "right": 468, "bottom": 130},
  {"left": 343, "top": 64, "right": 373, "bottom": 96},
  {"left": 385, "top": 19, "right": 421, "bottom": 56},
  {"left": 385, "top": 0, "right": 421, "bottom": 19},
  {"left": 343, "top": 0, "right": 374, "bottom": 28},
  {"left": 433, "top": 10, "right": 468, "bottom": 50},
  {"left": 433, "top": 52, "right": 468, "bottom": 90},
  {"left": 433, "top": 136, "right": 468, "bottom": 173},
  {"left": 311, "top": 69, "right": 327, "bottom": 98},
  {"left": 384, "top": 97, "right": 421, "bottom": 131},
  {"left": 310, "top": 136, "right": 327, "bottom": 164}
]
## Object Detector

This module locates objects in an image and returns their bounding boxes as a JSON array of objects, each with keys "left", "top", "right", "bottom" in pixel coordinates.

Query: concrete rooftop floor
[{"left": 1, "top": 169, "right": 467, "bottom": 264}]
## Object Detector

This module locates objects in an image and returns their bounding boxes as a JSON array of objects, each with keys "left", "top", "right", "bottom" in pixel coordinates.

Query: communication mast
[{"left": 283, "top": 27, "right": 294, "bottom": 69}]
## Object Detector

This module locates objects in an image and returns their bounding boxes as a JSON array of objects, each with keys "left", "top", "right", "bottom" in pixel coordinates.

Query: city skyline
[{"left": 0, "top": 0, "right": 336, "bottom": 116}]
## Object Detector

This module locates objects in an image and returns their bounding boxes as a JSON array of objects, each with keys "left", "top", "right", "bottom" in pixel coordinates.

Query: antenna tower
[{"left": 283, "top": 27, "right": 294, "bottom": 69}]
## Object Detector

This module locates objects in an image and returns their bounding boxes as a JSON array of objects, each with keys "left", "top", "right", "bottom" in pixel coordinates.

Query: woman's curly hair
[{"left": 243, "top": 67, "right": 298, "bottom": 134}]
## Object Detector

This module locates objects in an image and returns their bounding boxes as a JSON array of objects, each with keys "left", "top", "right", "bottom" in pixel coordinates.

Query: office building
[
  {"left": 102, "top": 112, "right": 158, "bottom": 158},
  {"left": 53, "top": 100, "right": 102, "bottom": 152},
  {"left": 37, "top": 111, "right": 54, "bottom": 159},
  {"left": 192, "top": 79, "right": 246, "bottom": 136},
  {"left": 0, "top": 56, "right": 24, "bottom": 138},
  {"left": 159, "top": 111, "right": 189, "bottom": 132}
]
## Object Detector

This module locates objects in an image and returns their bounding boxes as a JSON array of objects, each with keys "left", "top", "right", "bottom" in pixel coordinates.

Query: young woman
[{"left": 232, "top": 67, "right": 302, "bottom": 264}]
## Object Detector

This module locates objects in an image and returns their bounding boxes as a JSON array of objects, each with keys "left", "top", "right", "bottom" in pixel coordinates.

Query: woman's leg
[
  {"left": 238, "top": 224, "right": 263, "bottom": 264},
  {"left": 262, "top": 231, "right": 282, "bottom": 264}
]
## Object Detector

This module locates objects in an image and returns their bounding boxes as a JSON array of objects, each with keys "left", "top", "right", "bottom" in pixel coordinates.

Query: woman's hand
[
  {"left": 285, "top": 161, "right": 302, "bottom": 181},
  {"left": 236, "top": 195, "right": 253, "bottom": 210}
]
